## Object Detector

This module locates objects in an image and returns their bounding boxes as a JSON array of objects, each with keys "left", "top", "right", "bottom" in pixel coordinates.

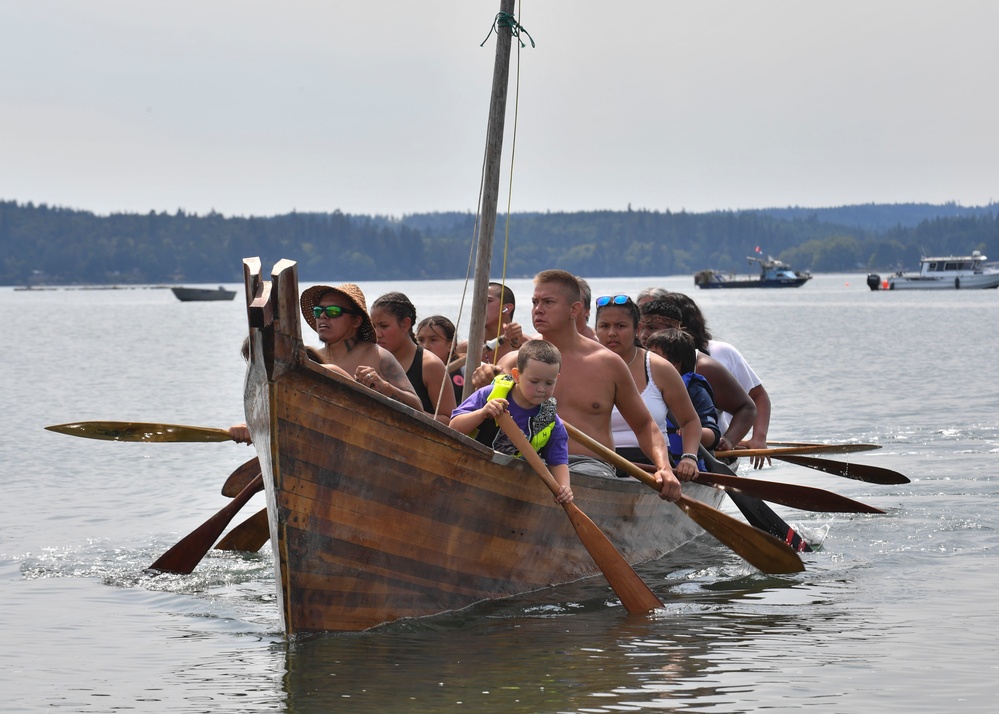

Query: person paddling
[
  {"left": 473, "top": 270, "right": 683, "bottom": 502},
  {"left": 451, "top": 340, "right": 572, "bottom": 504}
]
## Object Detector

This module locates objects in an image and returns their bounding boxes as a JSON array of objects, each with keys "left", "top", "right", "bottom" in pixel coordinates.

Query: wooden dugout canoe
[{"left": 242, "top": 258, "right": 724, "bottom": 635}]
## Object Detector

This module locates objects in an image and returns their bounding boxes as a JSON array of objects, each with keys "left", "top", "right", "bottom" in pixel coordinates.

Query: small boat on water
[
  {"left": 171, "top": 286, "right": 237, "bottom": 302},
  {"left": 242, "top": 257, "right": 725, "bottom": 634},
  {"left": 867, "top": 250, "right": 999, "bottom": 290},
  {"left": 695, "top": 256, "right": 812, "bottom": 289}
]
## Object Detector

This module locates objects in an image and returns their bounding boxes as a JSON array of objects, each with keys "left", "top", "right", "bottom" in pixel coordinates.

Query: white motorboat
[{"left": 868, "top": 251, "right": 999, "bottom": 290}]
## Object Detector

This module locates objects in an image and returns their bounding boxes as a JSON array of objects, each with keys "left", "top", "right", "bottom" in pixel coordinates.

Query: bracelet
[{"left": 680, "top": 453, "right": 698, "bottom": 463}]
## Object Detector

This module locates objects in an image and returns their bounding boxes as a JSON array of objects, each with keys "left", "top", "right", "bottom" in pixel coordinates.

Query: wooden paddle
[
  {"left": 215, "top": 508, "right": 270, "bottom": 552},
  {"left": 694, "top": 471, "right": 884, "bottom": 513},
  {"left": 715, "top": 443, "right": 880, "bottom": 458},
  {"left": 562, "top": 422, "right": 805, "bottom": 574},
  {"left": 46, "top": 421, "right": 233, "bottom": 443},
  {"left": 631, "top": 461, "right": 883, "bottom": 513},
  {"left": 148, "top": 473, "right": 264, "bottom": 574},
  {"left": 222, "top": 457, "right": 261, "bottom": 497},
  {"left": 767, "top": 441, "right": 882, "bottom": 451},
  {"left": 775, "top": 454, "right": 910, "bottom": 485},
  {"left": 697, "top": 446, "right": 811, "bottom": 552},
  {"left": 496, "top": 413, "right": 664, "bottom": 613}
]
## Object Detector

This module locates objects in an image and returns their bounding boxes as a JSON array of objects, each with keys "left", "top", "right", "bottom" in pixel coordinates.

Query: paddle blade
[
  {"left": 222, "top": 457, "right": 261, "bottom": 497},
  {"left": 496, "top": 413, "right": 662, "bottom": 614},
  {"left": 700, "top": 447, "right": 812, "bottom": 553},
  {"left": 562, "top": 421, "right": 806, "bottom": 574},
  {"left": 46, "top": 421, "right": 233, "bottom": 443},
  {"left": 563, "top": 503, "right": 664, "bottom": 612},
  {"left": 776, "top": 454, "right": 910, "bottom": 485},
  {"left": 215, "top": 508, "right": 270, "bottom": 552},
  {"left": 148, "top": 474, "right": 264, "bottom": 574},
  {"left": 677, "top": 495, "right": 805, "bottom": 574},
  {"left": 694, "top": 472, "right": 885, "bottom": 514}
]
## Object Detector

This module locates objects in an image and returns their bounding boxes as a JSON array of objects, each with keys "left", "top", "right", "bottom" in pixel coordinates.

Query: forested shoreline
[{"left": 2, "top": 199, "right": 996, "bottom": 286}]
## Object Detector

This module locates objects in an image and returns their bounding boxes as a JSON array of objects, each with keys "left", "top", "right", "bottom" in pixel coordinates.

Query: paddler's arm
[
  {"left": 614, "top": 362, "right": 681, "bottom": 502},
  {"left": 698, "top": 360, "right": 756, "bottom": 450},
  {"left": 470, "top": 350, "right": 518, "bottom": 390},
  {"left": 648, "top": 354, "right": 700, "bottom": 481},
  {"left": 550, "top": 462, "right": 573, "bottom": 504},
  {"left": 743, "top": 384, "right": 772, "bottom": 469},
  {"left": 449, "top": 398, "right": 508, "bottom": 436}
]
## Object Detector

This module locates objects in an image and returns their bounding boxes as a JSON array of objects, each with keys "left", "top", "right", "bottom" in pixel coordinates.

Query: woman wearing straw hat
[{"left": 300, "top": 283, "right": 422, "bottom": 412}]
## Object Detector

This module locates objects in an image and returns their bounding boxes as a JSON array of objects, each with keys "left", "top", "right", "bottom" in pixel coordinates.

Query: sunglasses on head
[
  {"left": 313, "top": 305, "right": 358, "bottom": 319},
  {"left": 596, "top": 295, "right": 632, "bottom": 307}
]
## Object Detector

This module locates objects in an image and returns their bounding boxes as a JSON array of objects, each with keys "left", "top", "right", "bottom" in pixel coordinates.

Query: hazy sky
[{"left": 2, "top": 1, "right": 996, "bottom": 218}]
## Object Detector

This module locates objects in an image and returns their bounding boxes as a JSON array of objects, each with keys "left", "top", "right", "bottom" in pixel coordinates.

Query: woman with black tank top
[{"left": 370, "top": 292, "right": 457, "bottom": 425}]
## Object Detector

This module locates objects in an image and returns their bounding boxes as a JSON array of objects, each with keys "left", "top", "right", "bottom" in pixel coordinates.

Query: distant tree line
[{"left": 1, "top": 199, "right": 996, "bottom": 286}]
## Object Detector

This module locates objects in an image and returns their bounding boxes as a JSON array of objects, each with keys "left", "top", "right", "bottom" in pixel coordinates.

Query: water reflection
[{"left": 278, "top": 540, "right": 829, "bottom": 714}]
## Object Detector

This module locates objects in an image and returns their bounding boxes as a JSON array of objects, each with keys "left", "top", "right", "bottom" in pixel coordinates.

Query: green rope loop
[{"left": 480, "top": 11, "right": 535, "bottom": 49}]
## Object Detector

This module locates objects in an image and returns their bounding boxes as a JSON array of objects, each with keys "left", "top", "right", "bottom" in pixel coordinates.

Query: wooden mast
[{"left": 463, "top": 0, "right": 516, "bottom": 399}]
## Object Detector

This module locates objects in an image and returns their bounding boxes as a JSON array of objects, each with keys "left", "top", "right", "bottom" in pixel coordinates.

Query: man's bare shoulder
[{"left": 561, "top": 334, "right": 611, "bottom": 358}]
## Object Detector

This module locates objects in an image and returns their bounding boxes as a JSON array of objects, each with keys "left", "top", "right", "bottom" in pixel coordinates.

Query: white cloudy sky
[{"left": 2, "top": 1, "right": 996, "bottom": 218}]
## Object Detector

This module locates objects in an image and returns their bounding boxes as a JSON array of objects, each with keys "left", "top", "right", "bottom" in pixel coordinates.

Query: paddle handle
[
  {"left": 715, "top": 444, "right": 879, "bottom": 458},
  {"left": 562, "top": 422, "right": 660, "bottom": 489},
  {"left": 45, "top": 421, "right": 234, "bottom": 443}
]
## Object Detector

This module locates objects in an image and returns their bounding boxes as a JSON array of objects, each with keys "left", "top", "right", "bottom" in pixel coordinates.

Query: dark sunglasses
[
  {"left": 313, "top": 305, "right": 357, "bottom": 319},
  {"left": 596, "top": 295, "right": 632, "bottom": 307}
]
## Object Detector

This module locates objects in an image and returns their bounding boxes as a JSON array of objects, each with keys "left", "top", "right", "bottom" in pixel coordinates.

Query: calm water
[{"left": 2, "top": 273, "right": 997, "bottom": 713}]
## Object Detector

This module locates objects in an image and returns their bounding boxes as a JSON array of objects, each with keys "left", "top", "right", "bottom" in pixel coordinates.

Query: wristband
[{"left": 680, "top": 453, "right": 698, "bottom": 463}]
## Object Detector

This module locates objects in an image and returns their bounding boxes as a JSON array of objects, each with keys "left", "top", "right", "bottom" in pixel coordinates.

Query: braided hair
[{"left": 371, "top": 291, "right": 418, "bottom": 343}]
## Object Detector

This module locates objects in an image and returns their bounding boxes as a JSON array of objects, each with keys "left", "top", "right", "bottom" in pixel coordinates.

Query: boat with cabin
[
  {"left": 695, "top": 256, "right": 812, "bottom": 289},
  {"left": 866, "top": 250, "right": 999, "bottom": 290},
  {"left": 171, "top": 286, "right": 237, "bottom": 302}
]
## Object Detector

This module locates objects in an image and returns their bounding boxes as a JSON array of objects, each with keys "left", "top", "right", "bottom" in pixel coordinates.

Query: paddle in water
[
  {"left": 698, "top": 447, "right": 812, "bottom": 552},
  {"left": 215, "top": 508, "right": 270, "bottom": 552},
  {"left": 496, "top": 413, "right": 665, "bottom": 614},
  {"left": 637, "top": 453, "right": 882, "bottom": 515},
  {"left": 563, "top": 421, "right": 805, "bottom": 574},
  {"left": 775, "top": 454, "right": 910, "bottom": 485},
  {"left": 148, "top": 473, "right": 264, "bottom": 574}
]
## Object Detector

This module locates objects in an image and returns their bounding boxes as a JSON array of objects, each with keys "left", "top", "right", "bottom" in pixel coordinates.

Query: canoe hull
[{"left": 243, "top": 258, "right": 723, "bottom": 634}]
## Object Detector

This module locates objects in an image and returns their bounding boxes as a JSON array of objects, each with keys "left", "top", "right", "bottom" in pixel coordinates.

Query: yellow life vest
[{"left": 484, "top": 374, "right": 555, "bottom": 454}]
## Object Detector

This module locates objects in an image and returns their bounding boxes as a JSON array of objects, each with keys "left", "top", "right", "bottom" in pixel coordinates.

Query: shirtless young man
[
  {"left": 300, "top": 283, "right": 422, "bottom": 412},
  {"left": 476, "top": 270, "right": 682, "bottom": 502}
]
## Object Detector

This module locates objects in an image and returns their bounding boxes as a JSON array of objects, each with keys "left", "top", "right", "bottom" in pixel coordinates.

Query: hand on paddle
[
  {"left": 654, "top": 465, "right": 682, "bottom": 502},
  {"left": 672, "top": 454, "right": 698, "bottom": 482},
  {"left": 228, "top": 423, "right": 253, "bottom": 445},
  {"left": 490, "top": 404, "right": 572, "bottom": 504},
  {"left": 739, "top": 437, "right": 772, "bottom": 470}
]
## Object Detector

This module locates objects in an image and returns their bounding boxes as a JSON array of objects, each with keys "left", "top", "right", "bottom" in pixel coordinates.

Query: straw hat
[{"left": 300, "top": 283, "right": 376, "bottom": 343}]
